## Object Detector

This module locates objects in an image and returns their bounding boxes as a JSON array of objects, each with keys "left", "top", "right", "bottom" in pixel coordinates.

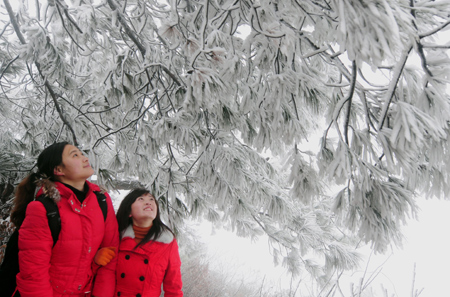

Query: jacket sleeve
[
  {"left": 91, "top": 192, "right": 120, "bottom": 297},
  {"left": 163, "top": 239, "right": 183, "bottom": 297},
  {"left": 16, "top": 201, "right": 54, "bottom": 297}
]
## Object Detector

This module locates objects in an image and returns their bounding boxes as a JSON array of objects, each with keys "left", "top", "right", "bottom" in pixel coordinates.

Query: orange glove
[{"left": 94, "top": 247, "right": 116, "bottom": 266}]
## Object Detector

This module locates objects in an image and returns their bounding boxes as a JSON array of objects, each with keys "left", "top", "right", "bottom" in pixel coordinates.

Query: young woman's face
[
  {"left": 130, "top": 193, "right": 157, "bottom": 227},
  {"left": 54, "top": 144, "right": 94, "bottom": 183}
]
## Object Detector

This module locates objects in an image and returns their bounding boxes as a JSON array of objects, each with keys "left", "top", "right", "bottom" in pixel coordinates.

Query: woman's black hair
[
  {"left": 11, "top": 141, "right": 70, "bottom": 227},
  {"left": 37, "top": 141, "right": 69, "bottom": 180},
  {"left": 116, "top": 188, "right": 174, "bottom": 248}
]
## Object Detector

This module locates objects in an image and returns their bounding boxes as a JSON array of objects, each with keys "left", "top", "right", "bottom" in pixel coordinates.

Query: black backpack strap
[
  {"left": 34, "top": 192, "right": 106, "bottom": 248},
  {"left": 36, "top": 195, "right": 60, "bottom": 247},
  {"left": 94, "top": 191, "right": 108, "bottom": 221},
  {"left": 0, "top": 229, "right": 20, "bottom": 297}
]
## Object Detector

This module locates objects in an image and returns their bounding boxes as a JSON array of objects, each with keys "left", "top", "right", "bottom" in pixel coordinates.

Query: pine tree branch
[
  {"left": 359, "top": 91, "right": 376, "bottom": 132},
  {"left": 55, "top": 1, "right": 85, "bottom": 51},
  {"left": 293, "top": 0, "right": 316, "bottom": 24},
  {"left": 4, "top": 0, "right": 79, "bottom": 146},
  {"left": 329, "top": 87, "right": 350, "bottom": 143},
  {"left": 421, "top": 43, "right": 450, "bottom": 49},
  {"left": 187, "top": 0, "right": 210, "bottom": 70},
  {"left": 344, "top": 61, "right": 357, "bottom": 145},
  {"left": 409, "top": 0, "right": 433, "bottom": 78},
  {"left": 85, "top": 104, "right": 121, "bottom": 114},
  {"left": 0, "top": 55, "right": 19, "bottom": 81},
  {"left": 0, "top": 21, "right": 10, "bottom": 39},
  {"left": 92, "top": 102, "right": 153, "bottom": 148},
  {"left": 250, "top": 6, "right": 285, "bottom": 38},
  {"left": 144, "top": 70, "right": 164, "bottom": 118},
  {"left": 419, "top": 19, "right": 450, "bottom": 39},
  {"left": 58, "top": 96, "right": 110, "bottom": 136},
  {"left": 106, "top": 0, "right": 147, "bottom": 56},
  {"left": 34, "top": 0, "right": 40, "bottom": 20},
  {"left": 55, "top": 0, "right": 83, "bottom": 33},
  {"left": 109, "top": 179, "right": 144, "bottom": 190},
  {"left": 416, "top": 42, "right": 433, "bottom": 77},
  {"left": 185, "top": 136, "right": 213, "bottom": 176},
  {"left": 40, "top": 71, "right": 78, "bottom": 146},
  {"left": 377, "top": 45, "right": 412, "bottom": 131},
  {"left": 167, "top": 143, "right": 184, "bottom": 172},
  {"left": 290, "top": 94, "right": 300, "bottom": 121},
  {"left": 301, "top": 46, "right": 329, "bottom": 59},
  {"left": 106, "top": 0, "right": 184, "bottom": 88},
  {"left": 143, "top": 63, "right": 185, "bottom": 88},
  {"left": 3, "top": 0, "right": 26, "bottom": 44},
  {"left": 201, "top": 0, "right": 209, "bottom": 49}
]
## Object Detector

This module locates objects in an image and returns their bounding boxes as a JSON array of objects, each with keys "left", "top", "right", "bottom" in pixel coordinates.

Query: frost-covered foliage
[{"left": 1, "top": 0, "right": 450, "bottom": 282}]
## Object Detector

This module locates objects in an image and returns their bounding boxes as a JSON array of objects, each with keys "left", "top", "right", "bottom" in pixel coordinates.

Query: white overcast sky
[{"left": 193, "top": 196, "right": 450, "bottom": 297}]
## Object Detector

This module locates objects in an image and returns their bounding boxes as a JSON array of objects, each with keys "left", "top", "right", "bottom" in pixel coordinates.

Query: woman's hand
[{"left": 94, "top": 247, "right": 116, "bottom": 266}]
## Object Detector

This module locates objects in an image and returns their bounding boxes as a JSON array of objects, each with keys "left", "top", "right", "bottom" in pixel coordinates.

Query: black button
[
  {"left": 121, "top": 273, "right": 125, "bottom": 278},
  {"left": 136, "top": 294, "right": 141, "bottom": 297},
  {"left": 139, "top": 276, "right": 145, "bottom": 281},
  {"left": 125, "top": 255, "right": 130, "bottom": 260},
  {"left": 117, "top": 293, "right": 121, "bottom": 296},
  {"left": 144, "top": 259, "right": 148, "bottom": 264}
]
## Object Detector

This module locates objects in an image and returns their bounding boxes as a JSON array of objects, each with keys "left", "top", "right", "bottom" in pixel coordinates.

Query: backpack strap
[
  {"left": 94, "top": 191, "right": 108, "bottom": 221},
  {"left": 36, "top": 195, "right": 60, "bottom": 247},
  {"left": 0, "top": 229, "right": 20, "bottom": 297},
  {"left": 35, "top": 191, "right": 107, "bottom": 247}
]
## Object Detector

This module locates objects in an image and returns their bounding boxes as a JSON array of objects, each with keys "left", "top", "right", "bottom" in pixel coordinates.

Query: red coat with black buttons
[
  {"left": 16, "top": 181, "right": 119, "bottom": 297},
  {"left": 115, "top": 225, "right": 183, "bottom": 297}
]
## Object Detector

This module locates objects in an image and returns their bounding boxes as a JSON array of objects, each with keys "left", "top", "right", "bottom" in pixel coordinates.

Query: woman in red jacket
[
  {"left": 10, "top": 142, "right": 119, "bottom": 297},
  {"left": 114, "top": 189, "right": 183, "bottom": 297}
]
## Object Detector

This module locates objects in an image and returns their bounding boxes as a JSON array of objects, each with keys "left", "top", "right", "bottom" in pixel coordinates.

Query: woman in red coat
[
  {"left": 10, "top": 142, "right": 119, "bottom": 297},
  {"left": 114, "top": 189, "right": 183, "bottom": 297}
]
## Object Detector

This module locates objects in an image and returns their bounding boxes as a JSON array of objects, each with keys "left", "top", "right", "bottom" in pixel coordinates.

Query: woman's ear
[{"left": 53, "top": 166, "right": 64, "bottom": 176}]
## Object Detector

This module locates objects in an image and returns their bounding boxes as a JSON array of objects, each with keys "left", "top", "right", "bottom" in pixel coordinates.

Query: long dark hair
[
  {"left": 10, "top": 142, "right": 69, "bottom": 227},
  {"left": 116, "top": 188, "right": 173, "bottom": 248}
]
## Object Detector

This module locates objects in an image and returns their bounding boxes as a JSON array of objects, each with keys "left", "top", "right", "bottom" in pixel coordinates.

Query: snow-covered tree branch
[{"left": 1, "top": 0, "right": 450, "bottom": 281}]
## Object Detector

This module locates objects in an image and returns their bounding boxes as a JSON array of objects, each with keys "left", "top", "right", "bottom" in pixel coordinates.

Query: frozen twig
[
  {"left": 106, "top": 0, "right": 147, "bottom": 55},
  {"left": 344, "top": 61, "right": 357, "bottom": 145},
  {"left": 377, "top": 45, "right": 412, "bottom": 131}
]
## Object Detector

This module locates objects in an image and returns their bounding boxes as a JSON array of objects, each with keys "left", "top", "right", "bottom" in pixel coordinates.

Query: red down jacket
[
  {"left": 115, "top": 225, "right": 183, "bottom": 297},
  {"left": 16, "top": 181, "right": 119, "bottom": 297}
]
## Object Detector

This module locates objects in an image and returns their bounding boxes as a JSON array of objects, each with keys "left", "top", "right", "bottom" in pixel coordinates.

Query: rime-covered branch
[
  {"left": 377, "top": 46, "right": 412, "bottom": 131},
  {"left": 106, "top": 0, "right": 147, "bottom": 56},
  {"left": 4, "top": 0, "right": 78, "bottom": 146},
  {"left": 344, "top": 61, "right": 357, "bottom": 145}
]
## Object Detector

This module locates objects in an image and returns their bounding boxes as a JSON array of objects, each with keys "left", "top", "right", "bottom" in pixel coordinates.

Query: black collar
[{"left": 62, "top": 182, "right": 89, "bottom": 203}]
